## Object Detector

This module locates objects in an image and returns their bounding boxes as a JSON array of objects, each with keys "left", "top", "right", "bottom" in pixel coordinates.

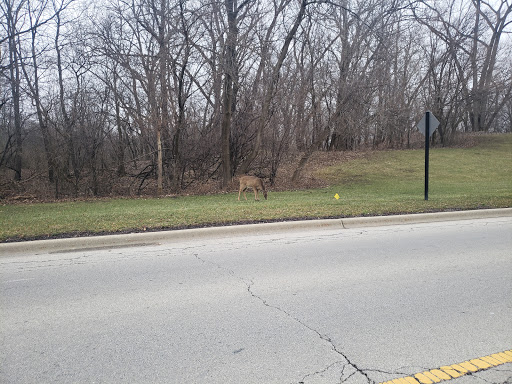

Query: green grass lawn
[{"left": 1, "top": 134, "right": 511, "bottom": 242}]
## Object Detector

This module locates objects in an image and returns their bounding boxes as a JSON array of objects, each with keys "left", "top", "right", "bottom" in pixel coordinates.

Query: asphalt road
[{"left": 1, "top": 214, "right": 511, "bottom": 384}]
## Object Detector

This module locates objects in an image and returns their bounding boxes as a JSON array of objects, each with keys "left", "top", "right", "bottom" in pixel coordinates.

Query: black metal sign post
[
  {"left": 424, "top": 111, "right": 430, "bottom": 201},
  {"left": 416, "top": 111, "right": 439, "bottom": 201}
]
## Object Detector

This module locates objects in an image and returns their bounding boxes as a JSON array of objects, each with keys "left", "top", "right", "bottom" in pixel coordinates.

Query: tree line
[{"left": 1, "top": 0, "right": 511, "bottom": 198}]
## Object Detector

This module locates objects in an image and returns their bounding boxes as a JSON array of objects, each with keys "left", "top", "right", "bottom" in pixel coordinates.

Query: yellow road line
[{"left": 380, "top": 349, "right": 512, "bottom": 384}]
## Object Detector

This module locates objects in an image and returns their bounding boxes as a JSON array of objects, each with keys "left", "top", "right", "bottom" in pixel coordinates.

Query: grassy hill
[{"left": 1, "top": 134, "right": 511, "bottom": 242}]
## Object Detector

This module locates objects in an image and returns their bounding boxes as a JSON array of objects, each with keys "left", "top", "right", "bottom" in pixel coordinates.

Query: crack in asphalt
[
  {"left": 193, "top": 252, "right": 374, "bottom": 384},
  {"left": 246, "top": 280, "right": 368, "bottom": 383},
  {"left": 298, "top": 361, "right": 345, "bottom": 383}
]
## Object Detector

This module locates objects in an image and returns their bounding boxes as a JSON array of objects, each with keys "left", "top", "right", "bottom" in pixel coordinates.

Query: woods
[{"left": 1, "top": 0, "right": 511, "bottom": 199}]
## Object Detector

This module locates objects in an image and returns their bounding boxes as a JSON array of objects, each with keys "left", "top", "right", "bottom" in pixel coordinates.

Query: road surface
[{"left": 1, "top": 216, "right": 511, "bottom": 383}]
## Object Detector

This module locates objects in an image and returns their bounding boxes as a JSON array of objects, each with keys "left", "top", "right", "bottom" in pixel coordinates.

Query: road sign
[
  {"left": 417, "top": 111, "right": 440, "bottom": 137},
  {"left": 416, "top": 111, "right": 440, "bottom": 201}
]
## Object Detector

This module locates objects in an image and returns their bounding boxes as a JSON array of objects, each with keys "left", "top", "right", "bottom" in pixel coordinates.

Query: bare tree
[
  {"left": 19, "top": 0, "right": 57, "bottom": 184},
  {"left": 238, "top": 0, "right": 309, "bottom": 175},
  {"left": 130, "top": 0, "right": 172, "bottom": 195},
  {"left": 1, "top": 0, "right": 24, "bottom": 180},
  {"left": 411, "top": 0, "right": 512, "bottom": 132},
  {"left": 219, "top": 0, "right": 238, "bottom": 188},
  {"left": 54, "top": 1, "right": 85, "bottom": 195}
]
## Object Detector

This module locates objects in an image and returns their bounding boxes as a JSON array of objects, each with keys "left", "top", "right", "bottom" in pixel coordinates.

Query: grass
[{"left": 1, "top": 134, "right": 511, "bottom": 242}]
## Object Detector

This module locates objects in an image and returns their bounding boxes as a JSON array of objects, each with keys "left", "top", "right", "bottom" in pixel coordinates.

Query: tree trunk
[
  {"left": 113, "top": 69, "right": 126, "bottom": 177},
  {"left": 157, "top": 128, "right": 163, "bottom": 194},
  {"left": 7, "top": 3, "right": 22, "bottom": 181},
  {"left": 156, "top": 0, "right": 168, "bottom": 195},
  {"left": 55, "top": 12, "right": 79, "bottom": 195},
  {"left": 220, "top": 0, "right": 237, "bottom": 188}
]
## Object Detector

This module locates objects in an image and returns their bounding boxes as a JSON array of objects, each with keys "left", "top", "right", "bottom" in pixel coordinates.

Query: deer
[{"left": 238, "top": 175, "right": 267, "bottom": 201}]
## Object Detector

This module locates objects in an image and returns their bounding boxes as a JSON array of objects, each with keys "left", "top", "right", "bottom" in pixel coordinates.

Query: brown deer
[{"left": 238, "top": 175, "right": 267, "bottom": 201}]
